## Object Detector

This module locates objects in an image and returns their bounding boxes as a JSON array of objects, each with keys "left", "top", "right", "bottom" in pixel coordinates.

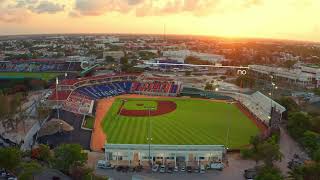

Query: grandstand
[
  {"left": 46, "top": 73, "right": 182, "bottom": 115},
  {"left": 218, "top": 90, "right": 286, "bottom": 126}
]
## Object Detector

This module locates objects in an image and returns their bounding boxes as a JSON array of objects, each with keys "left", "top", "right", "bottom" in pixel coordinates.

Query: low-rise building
[{"left": 249, "top": 64, "right": 320, "bottom": 88}]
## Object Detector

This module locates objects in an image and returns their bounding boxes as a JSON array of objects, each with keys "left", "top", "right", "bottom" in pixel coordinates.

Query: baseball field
[
  {"left": 100, "top": 97, "right": 260, "bottom": 149},
  {"left": 0, "top": 72, "right": 62, "bottom": 81}
]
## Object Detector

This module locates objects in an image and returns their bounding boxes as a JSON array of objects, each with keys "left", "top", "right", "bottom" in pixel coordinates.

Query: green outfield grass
[
  {"left": 122, "top": 100, "right": 158, "bottom": 110},
  {"left": 0, "top": 72, "right": 62, "bottom": 81},
  {"left": 101, "top": 98, "right": 260, "bottom": 148}
]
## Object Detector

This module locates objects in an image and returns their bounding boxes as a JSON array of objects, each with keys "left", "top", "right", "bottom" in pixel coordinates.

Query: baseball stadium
[
  {"left": 37, "top": 72, "right": 287, "bottom": 167},
  {"left": 0, "top": 58, "right": 285, "bottom": 167}
]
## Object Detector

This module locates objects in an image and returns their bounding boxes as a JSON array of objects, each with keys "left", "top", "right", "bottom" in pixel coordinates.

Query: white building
[
  {"left": 103, "top": 51, "right": 125, "bottom": 60},
  {"left": 105, "top": 144, "right": 225, "bottom": 167},
  {"left": 162, "top": 50, "right": 225, "bottom": 63},
  {"left": 249, "top": 64, "right": 320, "bottom": 88}
]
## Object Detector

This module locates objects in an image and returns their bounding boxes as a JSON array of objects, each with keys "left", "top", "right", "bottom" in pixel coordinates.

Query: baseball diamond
[{"left": 101, "top": 97, "right": 260, "bottom": 149}]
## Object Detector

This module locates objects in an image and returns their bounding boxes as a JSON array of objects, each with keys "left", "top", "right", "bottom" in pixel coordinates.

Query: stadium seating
[
  {"left": 130, "top": 81, "right": 179, "bottom": 95},
  {"left": 46, "top": 73, "right": 182, "bottom": 115},
  {"left": 75, "top": 81, "right": 132, "bottom": 99},
  {"left": 62, "top": 92, "right": 94, "bottom": 115}
]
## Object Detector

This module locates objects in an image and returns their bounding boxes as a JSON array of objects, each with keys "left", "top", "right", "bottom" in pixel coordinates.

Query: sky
[{"left": 0, "top": 0, "right": 319, "bottom": 42}]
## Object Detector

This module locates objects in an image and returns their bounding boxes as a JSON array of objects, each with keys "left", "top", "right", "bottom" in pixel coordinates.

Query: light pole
[
  {"left": 56, "top": 77, "right": 60, "bottom": 119},
  {"left": 145, "top": 106, "right": 155, "bottom": 166},
  {"left": 215, "top": 88, "right": 230, "bottom": 148}
]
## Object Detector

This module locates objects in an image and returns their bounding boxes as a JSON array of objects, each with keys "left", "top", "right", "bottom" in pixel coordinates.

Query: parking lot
[{"left": 95, "top": 153, "right": 256, "bottom": 180}]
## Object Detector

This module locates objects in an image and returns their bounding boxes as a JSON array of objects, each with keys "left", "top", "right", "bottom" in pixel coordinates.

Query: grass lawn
[
  {"left": 0, "top": 72, "right": 62, "bottom": 81},
  {"left": 101, "top": 98, "right": 260, "bottom": 148},
  {"left": 84, "top": 116, "right": 95, "bottom": 129},
  {"left": 122, "top": 99, "right": 158, "bottom": 110}
]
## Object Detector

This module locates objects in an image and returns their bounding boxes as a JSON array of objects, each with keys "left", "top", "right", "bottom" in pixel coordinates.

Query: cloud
[
  {"left": 72, "top": 0, "right": 223, "bottom": 17},
  {"left": 0, "top": 0, "right": 30, "bottom": 22},
  {"left": 0, "top": 7, "right": 30, "bottom": 23},
  {"left": 30, "top": 1, "right": 65, "bottom": 14},
  {"left": 15, "top": 0, "right": 65, "bottom": 14},
  {"left": 0, "top": 0, "right": 65, "bottom": 23}
]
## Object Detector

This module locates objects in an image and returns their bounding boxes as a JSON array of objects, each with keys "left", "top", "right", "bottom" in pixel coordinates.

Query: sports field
[
  {"left": 101, "top": 98, "right": 260, "bottom": 149},
  {"left": 0, "top": 72, "right": 62, "bottom": 81},
  {"left": 122, "top": 100, "right": 158, "bottom": 110}
]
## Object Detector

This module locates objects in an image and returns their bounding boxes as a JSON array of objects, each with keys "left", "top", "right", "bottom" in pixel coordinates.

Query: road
[{"left": 276, "top": 127, "right": 309, "bottom": 175}]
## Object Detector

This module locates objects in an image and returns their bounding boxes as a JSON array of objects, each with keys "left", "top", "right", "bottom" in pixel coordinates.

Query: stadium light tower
[
  {"left": 215, "top": 88, "right": 230, "bottom": 149},
  {"left": 270, "top": 74, "right": 278, "bottom": 121}
]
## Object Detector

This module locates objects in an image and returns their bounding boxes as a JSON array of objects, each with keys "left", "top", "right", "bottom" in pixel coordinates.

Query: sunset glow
[{"left": 0, "top": 0, "right": 320, "bottom": 41}]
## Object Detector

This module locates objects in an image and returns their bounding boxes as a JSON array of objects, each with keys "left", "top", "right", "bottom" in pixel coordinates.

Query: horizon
[
  {"left": 1, "top": 0, "right": 320, "bottom": 42},
  {"left": 1, "top": 32, "right": 320, "bottom": 44}
]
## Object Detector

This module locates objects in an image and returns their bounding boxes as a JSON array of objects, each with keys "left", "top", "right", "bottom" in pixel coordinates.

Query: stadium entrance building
[{"left": 104, "top": 144, "right": 225, "bottom": 167}]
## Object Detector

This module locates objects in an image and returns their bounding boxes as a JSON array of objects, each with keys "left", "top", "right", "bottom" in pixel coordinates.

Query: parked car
[
  {"left": 244, "top": 168, "right": 257, "bottom": 180},
  {"left": 129, "top": 166, "right": 136, "bottom": 172},
  {"left": 121, "top": 166, "right": 129, "bottom": 172},
  {"left": 167, "top": 166, "right": 173, "bottom": 173},
  {"left": 210, "top": 162, "right": 224, "bottom": 171},
  {"left": 200, "top": 165, "right": 206, "bottom": 173},
  {"left": 116, "top": 166, "right": 123, "bottom": 172},
  {"left": 187, "top": 166, "right": 192, "bottom": 173},
  {"left": 174, "top": 166, "right": 179, "bottom": 172},
  {"left": 136, "top": 165, "right": 143, "bottom": 172},
  {"left": 7, "top": 175, "right": 17, "bottom": 180},
  {"left": 180, "top": 166, "right": 186, "bottom": 172},
  {"left": 193, "top": 166, "right": 200, "bottom": 173},
  {"left": 97, "top": 160, "right": 114, "bottom": 169},
  {"left": 0, "top": 170, "right": 7, "bottom": 177},
  {"left": 152, "top": 164, "right": 159, "bottom": 172},
  {"left": 159, "top": 165, "right": 166, "bottom": 173}
]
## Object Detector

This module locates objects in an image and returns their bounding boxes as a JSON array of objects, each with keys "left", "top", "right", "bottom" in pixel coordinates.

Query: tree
[
  {"left": 287, "top": 112, "right": 312, "bottom": 139},
  {"left": 255, "top": 166, "right": 284, "bottom": 180},
  {"left": 288, "top": 166, "right": 304, "bottom": 180},
  {"left": 204, "top": 83, "right": 213, "bottom": 91},
  {"left": 256, "top": 139, "right": 282, "bottom": 167},
  {"left": 32, "top": 144, "right": 52, "bottom": 163},
  {"left": 185, "top": 56, "right": 212, "bottom": 65},
  {"left": 235, "top": 75, "right": 255, "bottom": 88},
  {"left": 300, "top": 131, "right": 320, "bottom": 154},
  {"left": 0, "top": 147, "right": 21, "bottom": 172},
  {"left": 69, "top": 165, "right": 93, "bottom": 180},
  {"left": 105, "top": 56, "right": 115, "bottom": 62},
  {"left": 120, "top": 56, "right": 132, "bottom": 72},
  {"left": 311, "top": 116, "right": 320, "bottom": 133},
  {"left": 52, "top": 144, "right": 88, "bottom": 173},
  {"left": 283, "top": 60, "right": 296, "bottom": 69},
  {"left": 312, "top": 149, "right": 320, "bottom": 163},
  {"left": 277, "top": 97, "right": 299, "bottom": 113},
  {"left": 18, "top": 161, "right": 42, "bottom": 180},
  {"left": 289, "top": 163, "right": 320, "bottom": 180}
]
